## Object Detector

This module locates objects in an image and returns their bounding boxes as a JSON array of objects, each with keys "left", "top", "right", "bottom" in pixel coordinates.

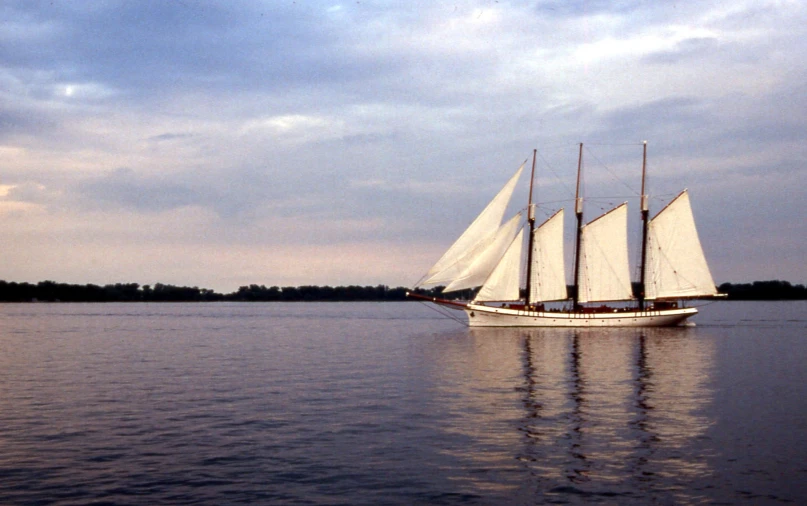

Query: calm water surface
[{"left": 0, "top": 301, "right": 804, "bottom": 505}]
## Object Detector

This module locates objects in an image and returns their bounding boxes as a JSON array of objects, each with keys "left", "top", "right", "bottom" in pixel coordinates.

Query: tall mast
[
  {"left": 572, "top": 142, "right": 584, "bottom": 310},
  {"left": 525, "top": 149, "right": 538, "bottom": 306},
  {"left": 638, "top": 141, "right": 649, "bottom": 310}
]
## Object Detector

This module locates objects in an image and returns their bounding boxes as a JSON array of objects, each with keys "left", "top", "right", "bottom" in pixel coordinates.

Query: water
[{"left": 0, "top": 301, "right": 804, "bottom": 505}]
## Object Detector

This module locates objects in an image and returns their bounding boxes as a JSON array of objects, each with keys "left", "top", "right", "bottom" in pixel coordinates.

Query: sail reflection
[
  {"left": 425, "top": 327, "right": 716, "bottom": 501},
  {"left": 418, "top": 328, "right": 527, "bottom": 493},
  {"left": 631, "top": 329, "right": 716, "bottom": 498}
]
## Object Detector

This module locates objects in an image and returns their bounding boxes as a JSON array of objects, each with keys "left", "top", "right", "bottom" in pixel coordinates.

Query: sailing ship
[{"left": 408, "top": 143, "right": 723, "bottom": 327}]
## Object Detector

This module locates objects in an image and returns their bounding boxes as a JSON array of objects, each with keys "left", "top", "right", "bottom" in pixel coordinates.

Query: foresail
[
  {"left": 443, "top": 213, "right": 523, "bottom": 293},
  {"left": 645, "top": 190, "right": 717, "bottom": 299},
  {"left": 476, "top": 229, "right": 524, "bottom": 302},
  {"left": 578, "top": 203, "right": 633, "bottom": 303},
  {"left": 529, "top": 209, "right": 567, "bottom": 303},
  {"left": 419, "top": 163, "right": 525, "bottom": 286}
]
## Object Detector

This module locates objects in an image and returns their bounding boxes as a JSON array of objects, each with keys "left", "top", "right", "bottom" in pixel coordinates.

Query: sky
[{"left": 1, "top": 0, "right": 805, "bottom": 292}]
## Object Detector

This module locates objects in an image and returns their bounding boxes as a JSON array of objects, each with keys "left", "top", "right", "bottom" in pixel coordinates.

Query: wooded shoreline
[{"left": 1, "top": 280, "right": 805, "bottom": 302}]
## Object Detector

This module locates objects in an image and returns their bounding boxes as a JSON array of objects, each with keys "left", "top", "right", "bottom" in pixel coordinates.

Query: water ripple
[{"left": 0, "top": 302, "right": 805, "bottom": 504}]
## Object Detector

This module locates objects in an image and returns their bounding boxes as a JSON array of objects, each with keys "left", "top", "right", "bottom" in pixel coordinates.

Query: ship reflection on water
[{"left": 428, "top": 327, "right": 716, "bottom": 503}]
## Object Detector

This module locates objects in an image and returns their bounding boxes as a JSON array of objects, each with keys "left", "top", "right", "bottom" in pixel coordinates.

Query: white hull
[{"left": 465, "top": 303, "right": 697, "bottom": 327}]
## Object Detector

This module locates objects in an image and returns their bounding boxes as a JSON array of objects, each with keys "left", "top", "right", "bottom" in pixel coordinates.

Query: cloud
[
  {"left": 641, "top": 37, "right": 720, "bottom": 64},
  {"left": 147, "top": 132, "right": 196, "bottom": 143},
  {"left": 76, "top": 167, "right": 200, "bottom": 212},
  {"left": 1, "top": 0, "right": 806, "bottom": 290}
]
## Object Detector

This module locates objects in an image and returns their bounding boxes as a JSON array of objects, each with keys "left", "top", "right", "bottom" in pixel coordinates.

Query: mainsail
[
  {"left": 644, "top": 190, "right": 717, "bottom": 299},
  {"left": 475, "top": 228, "right": 524, "bottom": 301},
  {"left": 578, "top": 203, "right": 633, "bottom": 303},
  {"left": 420, "top": 163, "right": 525, "bottom": 286},
  {"left": 528, "top": 209, "right": 567, "bottom": 303}
]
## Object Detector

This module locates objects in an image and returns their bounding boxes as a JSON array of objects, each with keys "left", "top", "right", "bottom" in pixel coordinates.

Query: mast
[
  {"left": 525, "top": 149, "right": 538, "bottom": 305},
  {"left": 572, "top": 142, "right": 584, "bottom": 310},
  {"left": 638, "top": 141, "right": 649, "bottom": 310}
]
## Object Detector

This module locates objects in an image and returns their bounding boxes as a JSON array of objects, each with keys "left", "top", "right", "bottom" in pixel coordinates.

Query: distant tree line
[
  {"left": 717, "top": 280, "right": 807, "bottom": 300},
  {"left": 0, "top": 281, "right": 224, "bottom": 302},
  {"left": 1, "top": 279, "right": 804, "bottom": 302},
  {"left": 232, "top": 284, "right": 414, "bottom": 301},
  {"left": 0, "top": 280, "right": 450, "bottom": 303}
]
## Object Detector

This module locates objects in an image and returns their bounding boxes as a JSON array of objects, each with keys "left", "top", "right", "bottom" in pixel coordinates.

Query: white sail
[
  {"left": 420, "top": 163, "right": 525, "bottom": 286},
  {"left": 476, "top": 229, "right": 524, "bottom": 301},
  {"left": 578, "top": 203, "right": 633, "bottom": 303},
  {"left": 645, "top": 190, "right": 717, "bottom": 299},
  {"left": 529, "top": 209, "right": 567, "bottom": 303},
  {"left": 443, "top": 213, "right": 522, "bottom": 293}
]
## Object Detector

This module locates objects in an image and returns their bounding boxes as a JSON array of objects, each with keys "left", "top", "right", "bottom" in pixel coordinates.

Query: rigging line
[
  {"left": 534, "top": 142, "right": 589, "bottom": 148},
  {"left": 586, "top": 195, "right": 644, "bottom": 201},
  {"left": 417, "top": 300, "right": 468, "bottom": 326},
  {"left": 650, "top": 193, "right": 678, "bottom": 201},
  {"left": 583, "top": 142, "right": 646, "bottom": 146},
  {"left": 412, "top": 274, "right": 430, "bottom": 288},
  {"left": 535, "top": 198, "right": 575, "bottom": 206},
  {"left": 533, "top": 207, "right": 558, "bottom": 221},
  {"left": 656, "top": 248, "right": 699, "bottom": 290},
  {"left": 583, "top": 145, "right": 640, "bottom": 197},
  {"left": 536, "top": 149, "right": 575, "bottom": 199}
]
